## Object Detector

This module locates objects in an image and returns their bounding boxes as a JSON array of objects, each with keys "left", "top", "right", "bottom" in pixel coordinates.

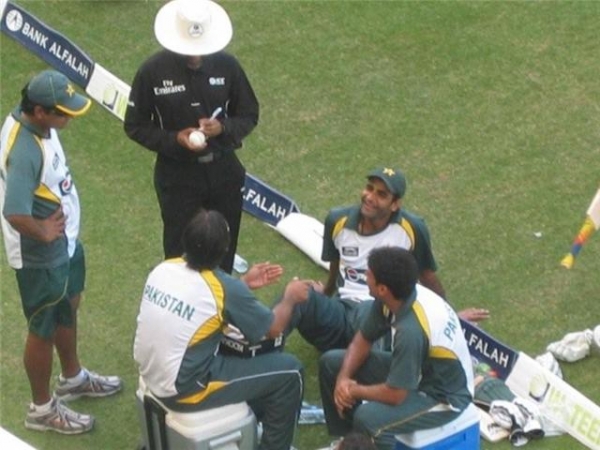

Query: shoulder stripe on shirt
[
  {"left": 1, "top": 122, "right": 45, "bottom": 169},
  {"left": 187, "top": 270, "right": 225, "bottom": 346},
  {"left": 201, "top": 270, "right": 225, "bottom": 318},
  {"left": 1, "top": 122, "right": 21, "bottom": 169},
  {"left": 332, "top": 216, "right": 348, "bottom": 240},
  {"left": 412, "top": 301, "right": 430, "bottom": 339},
  {"left": 399, "top": 217, "right": 416, "bottom": 251}
]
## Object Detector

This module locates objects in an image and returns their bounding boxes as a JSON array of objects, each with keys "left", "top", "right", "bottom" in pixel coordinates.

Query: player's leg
[
  {"left": 54, "top": 317, "right": 80, "bottom": 378},
  {"left": 55, "top": 241, "right": 84, "bottom": 377},
  {"left": 23, "top": 332, "right": 54, "bottom": 405},
  {"left": 353, "top": 394, "right": 460, "bottom": 450},
  {"left": 53, "top": 242, "right": 122, "bottom": 401},
  {"left": 287, "top": 290, "right": 355, "bottom": 352},
  {"left": 318, "top": 349, "right": 391, "bottom": 437},
  {"left": 242, "top": 354, "right": 303, "bottom": 450},
  {"left": 16, "top": 263, "right": 94, "bottom": 434},
  {"left": 318, "top": 349, "right": 351, "bottom": 436},
  {"left": 16, "top": 263, "right": 70, "bottom": 404}
]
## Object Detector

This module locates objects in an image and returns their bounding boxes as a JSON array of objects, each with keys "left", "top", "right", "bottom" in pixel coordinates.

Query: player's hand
[
  {"left": 458, "top": 307, "right": 490, "bottom": 324},
  {"left": 199, "top": 118, "right": 223, "bottom": 138},
  {"left": 177, "top": 127, "right": 208, "bottom": 152},
  {"left": 310, "top": 281, "right": 325, "bottom": 294},
  {"left": 334, "top": 378, "right": 357, "bottom": 416},
  {"left": 242, "top": 262, "right": 284, "bottom": 290},
  {"left": 40, "top": 208, "right": 66, "bottom": 242},
  {"left": 282, "top": 279, "right": 318, "bottom": 304}
]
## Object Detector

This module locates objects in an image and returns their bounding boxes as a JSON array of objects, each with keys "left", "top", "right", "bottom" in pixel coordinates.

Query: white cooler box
[{"left": 136, "top": 378, "right": 257, "bottom": 450}]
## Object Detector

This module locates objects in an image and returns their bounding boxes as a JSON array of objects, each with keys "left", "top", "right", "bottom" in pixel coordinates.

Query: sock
[
  {"left": 31, "top": 398, "right": 53, "bottom": 414},
  {"left": 59, "top": 368, "right": 86, "bottom": 386}
]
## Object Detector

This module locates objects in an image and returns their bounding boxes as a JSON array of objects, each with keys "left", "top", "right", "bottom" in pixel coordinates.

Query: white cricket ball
[{"left": 189, "top": 130, "right": 206, "bottom": 147}]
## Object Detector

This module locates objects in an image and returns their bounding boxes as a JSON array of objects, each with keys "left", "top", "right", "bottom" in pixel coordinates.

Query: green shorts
[{"left": 15, "top": 241, "right": 86, "bottom": 339}]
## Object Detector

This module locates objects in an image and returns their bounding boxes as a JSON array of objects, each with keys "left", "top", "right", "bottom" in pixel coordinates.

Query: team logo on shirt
[
  {"left": 60, "top": 171, "right": 74, "bottom": 196},
  {"left": 341, "top": 246, "right": 359, "bottom": 256},
  {"left": 344, "top": 267, "right": 367, "bottom": 284},
  {"left": 52, "top": 153, "right": 60, "bottom": 170}
]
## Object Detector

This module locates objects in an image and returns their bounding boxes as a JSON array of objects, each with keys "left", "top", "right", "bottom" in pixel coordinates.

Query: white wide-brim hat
[{"left": 154, "top": 0, "right": 233, "bottom": 56}]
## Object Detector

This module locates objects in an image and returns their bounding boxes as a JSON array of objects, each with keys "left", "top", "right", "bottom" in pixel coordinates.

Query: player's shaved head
[{"left": 183, "top": 209, "right": 230, "bottom": 270}]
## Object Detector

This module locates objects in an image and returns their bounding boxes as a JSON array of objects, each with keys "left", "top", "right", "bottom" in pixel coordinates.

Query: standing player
[
  {"left": 0, "top": 70, "right": 122, "bottom": 434},
  {"left": 285, "top": 166, "right": 489, "bottom": 352},
  {"left": 124, "top": 0, "right": 259, "bottom": 273}
]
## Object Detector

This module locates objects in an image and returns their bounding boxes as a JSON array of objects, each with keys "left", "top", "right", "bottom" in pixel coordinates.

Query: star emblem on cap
[
  {"left": 66, "top": 84, "right": 75, "bottom": 97},
  {"left": 383, "top": 168, "right": 395, "bottom": 177}
]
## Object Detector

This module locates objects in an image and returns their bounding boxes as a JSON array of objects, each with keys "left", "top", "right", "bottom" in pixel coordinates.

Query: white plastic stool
[
  {"left": 394, "top": 403, "right": 480, "bottom": 450},
  {"left": 136, "top": 377, "right": 257, "bottom": 450}
]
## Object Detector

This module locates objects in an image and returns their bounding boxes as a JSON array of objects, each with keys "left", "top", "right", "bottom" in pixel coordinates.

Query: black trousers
[{"left": 154, "top": 157, "right": 244, "bottom": 273}]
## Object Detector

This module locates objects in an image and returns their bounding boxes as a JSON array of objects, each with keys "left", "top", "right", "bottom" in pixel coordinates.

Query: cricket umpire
[{"left": 124, "top": 0, "right": 259, "bottom": 272}]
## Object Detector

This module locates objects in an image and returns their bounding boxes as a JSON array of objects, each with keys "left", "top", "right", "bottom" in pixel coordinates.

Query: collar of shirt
[
  {"left": 345, "top": 204, "right": 403, "bottom": 231},
  {"left": 389, "top": 288, "right": 417, "bottom": 324},
  {"left": 13, "top": 106, "right": 49, "bottom": 138}
]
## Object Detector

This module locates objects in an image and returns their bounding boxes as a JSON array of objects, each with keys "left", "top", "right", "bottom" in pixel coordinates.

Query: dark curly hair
[
  {"left": 182, "top": 209, "right": 230, "bottom": 271},
  {"left": 367, "top": 247, "right": 418, "bottom": 301}
]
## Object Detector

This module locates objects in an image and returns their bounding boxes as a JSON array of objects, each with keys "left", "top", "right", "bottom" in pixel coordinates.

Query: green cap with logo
[
  {"left": 27, "top": 70, "right": 91, "bottom": 117},
  {"left": 367, "top": 167, "right": 407, "bottom": 198}
]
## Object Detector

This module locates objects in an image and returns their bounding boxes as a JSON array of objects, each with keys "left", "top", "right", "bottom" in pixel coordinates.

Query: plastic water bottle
[
  {"left": 298, "top": 401, "right": 325, "bottom": 425},
  {"left": 233, "top": 254, "right": 249, "bottom": 274}
]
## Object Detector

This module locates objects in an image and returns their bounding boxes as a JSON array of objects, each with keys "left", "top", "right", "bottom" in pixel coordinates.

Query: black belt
[
  {"left": 196, "top": 150, "right": 226, "bottom": 164},
  {"left": 219, "top": 334, "right": 285, "bottom": 358}
]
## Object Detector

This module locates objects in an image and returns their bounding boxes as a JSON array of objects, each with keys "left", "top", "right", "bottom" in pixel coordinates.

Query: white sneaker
[
  {"left": 25, "top": 398, "right": 94, "bottom": 435},
  {"left": 54, "top": 368, "right": 122, "bottom": 401}
]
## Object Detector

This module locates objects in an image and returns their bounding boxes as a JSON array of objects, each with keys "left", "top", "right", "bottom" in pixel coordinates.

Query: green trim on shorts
[{"left": 15, "top": 241, "right": 86, "bottom": 339}]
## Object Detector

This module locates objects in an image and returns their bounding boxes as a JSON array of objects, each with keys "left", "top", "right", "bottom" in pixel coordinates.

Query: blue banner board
[
  {"left": 1, "top": 1, "right": 93, "bottom": 88},
  {"left": 461, "top": 319, "right": 519, "bottom": 380},
  {"left": 243, "top": 174, "right": 300, "bottom": 226}
]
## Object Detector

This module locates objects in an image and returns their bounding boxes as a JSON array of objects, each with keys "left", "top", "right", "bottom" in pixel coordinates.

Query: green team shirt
[{"left": 362, "top": 285, "right": 474, "bottom": 410}]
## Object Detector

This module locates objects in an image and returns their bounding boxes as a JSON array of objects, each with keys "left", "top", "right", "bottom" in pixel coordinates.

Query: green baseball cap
[
  {"left": 27, "top": 70, "right": 91, "bottom": 117},
  {"left": 367, "top": 167, "right": 407, "bottom": 198}
]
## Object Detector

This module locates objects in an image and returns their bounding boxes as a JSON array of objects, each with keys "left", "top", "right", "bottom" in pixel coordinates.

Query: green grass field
[{"left": 1, "top": 1, "right": 599, "bottom": 449}]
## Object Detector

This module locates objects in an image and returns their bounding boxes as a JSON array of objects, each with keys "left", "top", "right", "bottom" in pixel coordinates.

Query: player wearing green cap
[
  {"left": 0, "top": 70, "right": 122, "bottom": 435},
  {"left": 283, "top": 167, "right": 489, "bottom": 353}
]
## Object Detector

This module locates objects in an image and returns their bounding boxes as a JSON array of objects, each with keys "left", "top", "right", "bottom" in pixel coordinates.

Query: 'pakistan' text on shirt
[{"left": 143, "top": 284, "right": 195, "bottom": 321}]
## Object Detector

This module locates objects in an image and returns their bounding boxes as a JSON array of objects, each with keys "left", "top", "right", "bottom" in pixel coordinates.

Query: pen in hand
[
  {"left": 198, "top": 107, "right": 224, "bottom": 138},
  {"left": 210, "top": 107, "right": 223, "bottom": 120}
]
